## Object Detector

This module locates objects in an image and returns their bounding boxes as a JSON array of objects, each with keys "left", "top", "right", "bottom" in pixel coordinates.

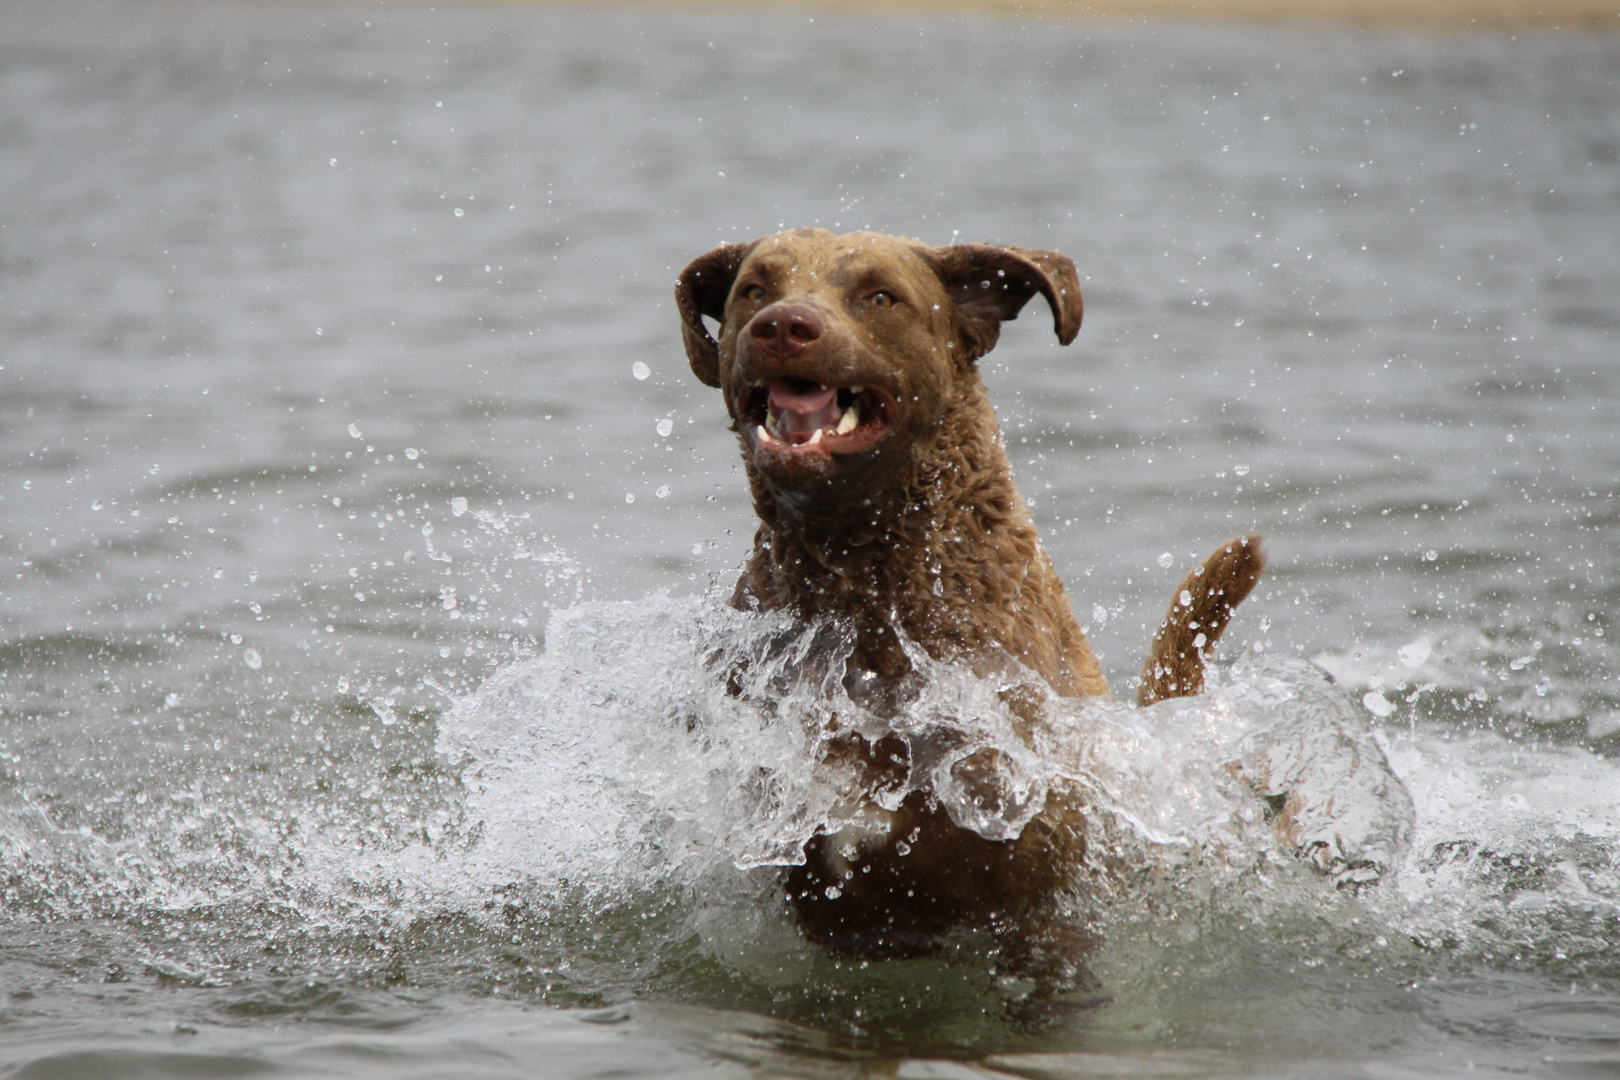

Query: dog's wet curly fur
[{"left": 677, "top": 228, "right": 1264, "bottom": 962}]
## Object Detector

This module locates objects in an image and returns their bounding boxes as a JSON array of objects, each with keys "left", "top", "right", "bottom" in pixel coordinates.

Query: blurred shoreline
[{"left": 510, "top": 0, "right": 1620, "bottom": 27}]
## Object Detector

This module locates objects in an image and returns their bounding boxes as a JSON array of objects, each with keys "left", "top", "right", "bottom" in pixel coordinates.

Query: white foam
[{"left": 438, "top": 595, "right": 1415, "bottom": 905}]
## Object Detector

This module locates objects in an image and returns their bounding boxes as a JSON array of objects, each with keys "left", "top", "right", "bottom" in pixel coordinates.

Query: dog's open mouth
[{"left": 740, "top": 378, "right": 896, "bottom": 461}]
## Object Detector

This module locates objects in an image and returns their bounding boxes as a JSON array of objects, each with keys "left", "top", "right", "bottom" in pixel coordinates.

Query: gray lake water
[{"left": 2, "top": 2, "right": 1619, "bottom": 1077}]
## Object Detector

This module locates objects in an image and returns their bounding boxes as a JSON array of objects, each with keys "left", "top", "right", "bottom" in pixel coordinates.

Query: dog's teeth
[
  {"left": 850, "top": 385, "right": 864, "bottom": 394},
  {"left": 808, "top": 428, "right": 824, "bottom": 445},
  {"left": 756, "top": 424, "right": 773, "bottom": 444},
  {"left": 835, "top": 405, "right": 860, "bottom": 435}
]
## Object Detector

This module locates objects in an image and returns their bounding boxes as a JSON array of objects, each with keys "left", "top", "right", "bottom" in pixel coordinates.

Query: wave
[{"left": 0, "top": 590, "right": 1614, "bottom": 1017}]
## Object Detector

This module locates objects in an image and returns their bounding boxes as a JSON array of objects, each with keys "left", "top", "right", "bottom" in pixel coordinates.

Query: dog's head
[{"left": 676, "top": 229, "right": 1081, "bottom": 507}]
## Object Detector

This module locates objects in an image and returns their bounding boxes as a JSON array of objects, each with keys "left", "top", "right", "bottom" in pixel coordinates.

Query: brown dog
[{"left": 676, "top": 229, "right": 1263, "bottom": 961}]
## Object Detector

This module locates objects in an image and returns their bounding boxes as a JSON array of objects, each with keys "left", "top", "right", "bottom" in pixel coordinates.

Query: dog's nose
[{"left": 748, "top": 304, "right": 822, "bottom": 357}]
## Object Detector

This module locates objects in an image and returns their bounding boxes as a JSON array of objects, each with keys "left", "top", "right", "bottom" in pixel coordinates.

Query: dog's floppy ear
[
  {"left": 926, "top": 243, "right": 1083, "bottom": 363},
  {"left": 675, "top": 242, "right": 750, "bottom": 388}
]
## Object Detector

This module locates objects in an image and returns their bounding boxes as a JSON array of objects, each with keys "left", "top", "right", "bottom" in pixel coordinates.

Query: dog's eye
[
  {"left": 741, "top": 285, "right": 766, "bottom": 301},
  {"left": 869, "top": 291, "right": 896, "bottom": 308}
]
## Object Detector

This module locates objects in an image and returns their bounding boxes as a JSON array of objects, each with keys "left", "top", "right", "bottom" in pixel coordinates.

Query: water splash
[
  {"left": 1379, "top": 729, "right": 1620, "bottom": 976},
  {"left": 0, "top": 588, "right": 1613, "bottom": 1032},
  {"left": 439, "top": 595, "right": 1414, "bottom": 907}
]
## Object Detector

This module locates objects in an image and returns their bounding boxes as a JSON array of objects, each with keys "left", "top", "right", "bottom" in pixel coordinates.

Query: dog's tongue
[{"left": 768, "top": 379, "right": 840, "bottom": 440}]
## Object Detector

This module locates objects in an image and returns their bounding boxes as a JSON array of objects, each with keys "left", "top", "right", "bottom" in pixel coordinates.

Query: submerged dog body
[{"left": 676, "top": 229, "right": 1262, "bottom": 958}]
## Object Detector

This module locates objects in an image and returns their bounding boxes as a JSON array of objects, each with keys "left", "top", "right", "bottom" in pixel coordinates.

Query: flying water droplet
[
  {"left": 1234, "top": 464, "right": 1251, "bottom": 476},
  {"left": 451, "top": 497, "right": 468, "bottom": 517},
  {"left": 656, "top": 418, "right": 674, "bottom": 437},
  {"left": 632, "top": 361, "right": 651, "bottom": 381},
  {"left": 348, "top": 423, "right": 362, "bottom": 439},
  {"left": 243, "top": 648, "right": 262, "bottom": 670},
  {"left": 1362, "top": 691, "right": 1395, "bottom": 718},
  {"left": 1158, "top": 552, "right": 1174, "bottom": 569},
  {"left": 1398, "top": 641, "right": 1432, "bottom": 668}
]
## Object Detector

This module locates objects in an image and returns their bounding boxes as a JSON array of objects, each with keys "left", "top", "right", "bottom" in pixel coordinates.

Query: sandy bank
[{"left": 594, "top": 0, "right": 1618, "bottom": 26}]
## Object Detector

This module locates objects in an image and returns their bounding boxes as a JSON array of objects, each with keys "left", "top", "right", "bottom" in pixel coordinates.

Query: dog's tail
[{"left": 1137, "top": 535, "right": 1266, "bottom": 707}]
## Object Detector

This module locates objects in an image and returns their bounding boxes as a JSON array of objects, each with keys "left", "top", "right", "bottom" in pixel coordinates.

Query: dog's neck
[{"left": 731, "top": 380, "right": 1104, "bottom": 696}]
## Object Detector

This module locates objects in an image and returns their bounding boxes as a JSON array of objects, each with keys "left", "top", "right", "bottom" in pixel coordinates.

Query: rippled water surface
[{"left": 2, "top": 2, "right": 1618, "bottom": 1077}]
